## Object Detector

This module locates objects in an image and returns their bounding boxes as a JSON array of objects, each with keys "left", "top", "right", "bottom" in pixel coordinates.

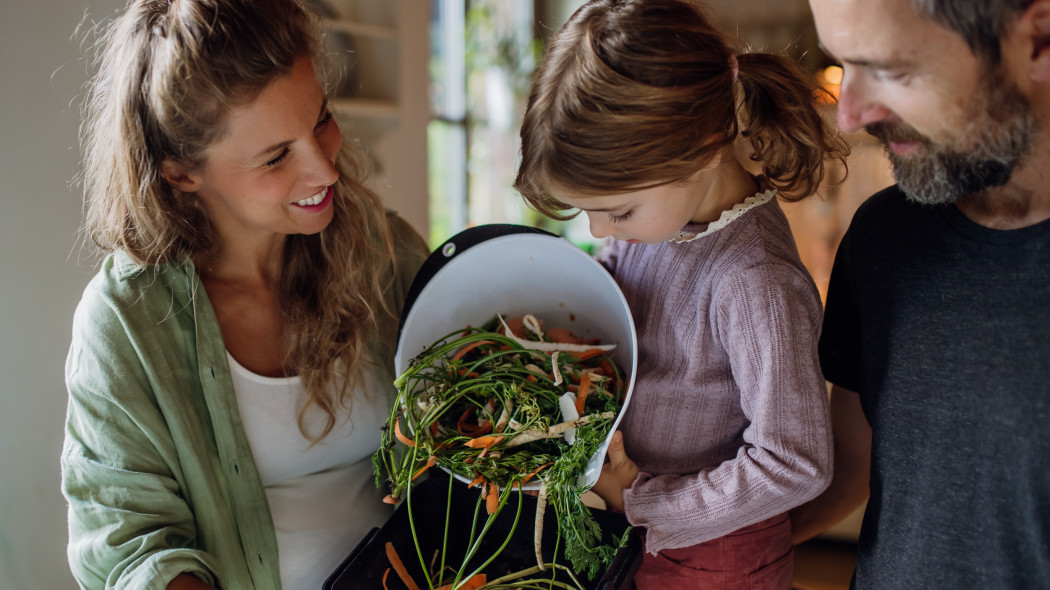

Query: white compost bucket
[{"left": 395, "top": 224, "right": 637, "bottom": 489}]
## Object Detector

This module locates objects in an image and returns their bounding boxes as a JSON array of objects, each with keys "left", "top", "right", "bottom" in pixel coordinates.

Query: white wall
[{"left": 0, "top": 0, "right": 122, "bottom": 587}]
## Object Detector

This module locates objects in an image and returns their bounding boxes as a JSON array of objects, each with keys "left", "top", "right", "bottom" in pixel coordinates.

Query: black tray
[{"left": 324, "top": 476, "right": 641, "bottom": 589}]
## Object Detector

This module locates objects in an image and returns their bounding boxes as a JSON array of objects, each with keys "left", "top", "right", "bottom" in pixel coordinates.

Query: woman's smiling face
[{"left": 168, "top": 55, "right": 342, "bottom": 251}]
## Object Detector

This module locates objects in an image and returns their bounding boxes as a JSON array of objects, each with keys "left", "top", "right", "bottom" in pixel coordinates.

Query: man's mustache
[{"left": 865, "top": 121, "right": 929, "bottom": 146}]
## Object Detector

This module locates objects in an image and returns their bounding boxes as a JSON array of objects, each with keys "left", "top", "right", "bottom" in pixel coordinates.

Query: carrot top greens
[{"left": 372, "top": 315, "right": 630, "bottom": 588}]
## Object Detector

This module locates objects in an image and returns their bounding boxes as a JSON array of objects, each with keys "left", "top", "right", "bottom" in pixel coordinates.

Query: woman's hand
[{"left": 589, "top": 430, "right": 638, "bottom": 513}]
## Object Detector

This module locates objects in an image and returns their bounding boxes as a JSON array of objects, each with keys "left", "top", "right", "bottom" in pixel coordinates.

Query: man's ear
[
  {"left": 1021, "top": 0, "right": 1050, "bottom": 82},
  {"left": 161, "top": 159, "right": 203, "bottom": 192}
]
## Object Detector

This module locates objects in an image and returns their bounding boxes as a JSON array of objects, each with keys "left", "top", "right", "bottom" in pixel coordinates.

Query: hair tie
[{"left": 728, "top": 53, "right": 739, "bottom": 82}]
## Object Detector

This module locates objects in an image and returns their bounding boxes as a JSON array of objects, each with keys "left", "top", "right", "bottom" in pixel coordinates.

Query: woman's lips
[{"left": 294, "top": 186, "right": 332, "bottom": 209}]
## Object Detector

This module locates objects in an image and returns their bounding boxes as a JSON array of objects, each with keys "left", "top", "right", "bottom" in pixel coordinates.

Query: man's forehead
[{"left": 810, "top": 0, "right": 936, "bottom": 62}]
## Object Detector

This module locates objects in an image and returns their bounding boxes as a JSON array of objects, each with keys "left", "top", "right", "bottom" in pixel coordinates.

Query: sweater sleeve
[
  {"left": 621, "top": 262, "right": 833, "bottom": 553},
  {"left": 61, "top": 276, "right": 221, "bottom": 590}
]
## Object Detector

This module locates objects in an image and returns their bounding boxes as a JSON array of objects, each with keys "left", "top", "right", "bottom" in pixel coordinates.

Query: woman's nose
[
  {"left": 303, "top": 118, "right": 342, "bottom": 187},
  {"left": 311, "top": 153, "right": 340, "bottom": 188}
]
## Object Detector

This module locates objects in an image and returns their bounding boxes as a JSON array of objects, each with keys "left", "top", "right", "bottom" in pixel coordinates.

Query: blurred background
[{"left": 2, "top": 0, "right": 892, "bottom": 587}]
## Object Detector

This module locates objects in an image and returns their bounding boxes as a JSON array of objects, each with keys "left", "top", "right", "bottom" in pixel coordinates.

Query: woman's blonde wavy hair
[
  {"left": 515, "top": 0, "right": 850, "bottom": 218},
  {"left": 80, "top": 0, "right": 398, "bottom": 442}
]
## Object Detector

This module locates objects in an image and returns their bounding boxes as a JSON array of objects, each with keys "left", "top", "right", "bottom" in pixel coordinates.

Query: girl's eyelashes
[{"left": 610, "top": 210, "right": 634, "bottom": 223}]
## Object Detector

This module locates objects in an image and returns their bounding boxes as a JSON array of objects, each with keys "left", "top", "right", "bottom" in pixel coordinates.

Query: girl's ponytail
[{"left": 736, "top": 52, "right": 850, "bottom": 200}]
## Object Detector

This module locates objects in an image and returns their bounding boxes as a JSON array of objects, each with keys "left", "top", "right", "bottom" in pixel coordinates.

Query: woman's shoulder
[
  {"left": 68, "top": 252, "right": 201, "bottom": 396},
  {"left": 383, "top": 210, "right": 429, "bottom": 281},
  {"left": 385, "top": 210, "right": 429, "bottom": 257},
  {"left": 76, "top": 251, "right": 197, "bottom": 326},
  {"left": 85, "top": 250, "right": 189, "bottom": 291}
]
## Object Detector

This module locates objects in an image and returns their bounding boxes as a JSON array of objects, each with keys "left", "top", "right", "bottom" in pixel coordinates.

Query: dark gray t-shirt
[{"left": 819, "top": 185, "right": 1050, "bottom": 589}]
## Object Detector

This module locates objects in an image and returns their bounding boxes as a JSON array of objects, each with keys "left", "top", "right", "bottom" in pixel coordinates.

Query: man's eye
[{"left": 877, "top": 69, "right": 907, "bottom": 82}]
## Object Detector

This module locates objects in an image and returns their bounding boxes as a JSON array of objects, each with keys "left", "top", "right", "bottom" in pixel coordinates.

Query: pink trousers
[{"left": 632, "top": 513, "right": 793, "bottom": 590}]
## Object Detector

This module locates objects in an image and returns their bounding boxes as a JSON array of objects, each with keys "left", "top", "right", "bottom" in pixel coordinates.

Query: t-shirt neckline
[{"left": 941, "top": 201, "right": 1050, "bottom": 245}]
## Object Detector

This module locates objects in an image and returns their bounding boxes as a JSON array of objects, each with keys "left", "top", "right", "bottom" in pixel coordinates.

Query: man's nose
[{"left": 836, "top": 71, "right": 893, "bottom": 133}]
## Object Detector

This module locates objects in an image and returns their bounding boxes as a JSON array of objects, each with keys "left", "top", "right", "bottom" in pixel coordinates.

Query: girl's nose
[{"left": 587, "top": 213, "right": 614, "bottom": 240}]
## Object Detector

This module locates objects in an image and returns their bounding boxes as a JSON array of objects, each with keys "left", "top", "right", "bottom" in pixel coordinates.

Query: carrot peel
[
  {"left": 516, "top": 462, "right": 553, "bottom": 487},
  {"left": 385, "top": 541, "right": 422, "bottom": 590},
  {"left": 412, "top": 456, "right": 439, "bottom": 481},
  {"left": 457, "top": 407, "right": 493, "bottom": 436},
  {"left": 462, "top": 435, "right": 504, "bottom": 449},
  {"left": 451, "top": 339, "right": 494, "bottom": 362},
  {"left": 485, "top": 481, "right": 500, "bottom": 515},
  {"left": 394, "top": 415, "right": 416, "bottom": 447},
  {"left": 567, "top": 347, "right": 607, "bottom": 361},
  {"left": 574, "top": 373, "right": 592, "bottom": 415}
]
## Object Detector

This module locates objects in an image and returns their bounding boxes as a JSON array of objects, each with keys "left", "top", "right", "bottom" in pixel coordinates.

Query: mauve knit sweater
[{"left": 600, "top": 195, "right": 833, "bottom": 554}]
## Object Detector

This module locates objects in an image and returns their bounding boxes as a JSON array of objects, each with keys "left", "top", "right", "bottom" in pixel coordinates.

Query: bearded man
[{"left": 790, "top": 0, "right": 1050, "bottom": 587}]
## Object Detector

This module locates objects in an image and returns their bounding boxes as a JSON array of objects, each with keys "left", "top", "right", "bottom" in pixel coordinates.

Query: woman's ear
[{"left": 161, "top": 159, "right": 203, "bottom": 192}]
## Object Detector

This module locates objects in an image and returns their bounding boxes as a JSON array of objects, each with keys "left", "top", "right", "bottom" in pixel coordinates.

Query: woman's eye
[
  {"left": 610, "top": 210, "right": 634, "bottom": 223},
  {"left": 315, "top": 110, "right": 334, "bottom": 130},
  {"left": 265, "top": 149, "right": 290, "bottom": 167}
]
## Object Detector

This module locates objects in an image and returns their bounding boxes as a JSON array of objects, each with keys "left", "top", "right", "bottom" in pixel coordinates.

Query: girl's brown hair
[
  {"left": 80, "top": 0, "right": 399, "bottom": 442},
  {"left": 515, "top": 0, "right": 849, "bottom": 218}
]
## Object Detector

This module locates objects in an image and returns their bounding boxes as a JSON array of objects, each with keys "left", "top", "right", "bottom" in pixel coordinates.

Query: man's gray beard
[{"left": 870, "top": 79, "right": 1037, "bottom": 206}]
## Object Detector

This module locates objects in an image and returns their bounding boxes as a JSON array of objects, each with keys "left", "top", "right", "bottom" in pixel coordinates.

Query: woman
[{"left": 61, "top": 0, "right": 427, "bottom": 588}]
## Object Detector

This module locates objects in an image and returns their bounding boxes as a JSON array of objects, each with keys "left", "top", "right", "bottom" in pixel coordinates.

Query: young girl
[
  {"left": 515, "top": 0, "right": 849, "bottom": 587},
  {"left": 61, "top": 1, "right": 427, "bottom": 588}
]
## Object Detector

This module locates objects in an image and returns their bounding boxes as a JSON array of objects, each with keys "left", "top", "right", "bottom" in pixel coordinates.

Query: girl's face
[
  {"left": 166, "top": 55, "right": 341, "bottom": 252},
  {"left": 556, "top": 172, "right": 711, "bottom": 244}
]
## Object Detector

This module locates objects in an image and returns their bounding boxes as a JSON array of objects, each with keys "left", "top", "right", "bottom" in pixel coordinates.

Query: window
[{"left": 428, "top": 0, "right": 595, "bottom": 250}]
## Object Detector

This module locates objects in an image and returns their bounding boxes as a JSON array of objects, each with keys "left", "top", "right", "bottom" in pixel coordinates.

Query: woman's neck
[
  {"left": 196, "top": 234, "right": 285, "bottom": 288},
  {"left": 195, "top": 235, "right": 289, "bottom": 378}
]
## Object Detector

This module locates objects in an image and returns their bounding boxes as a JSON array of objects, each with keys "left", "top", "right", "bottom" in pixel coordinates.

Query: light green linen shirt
[{"left": 61, "top": 215, "right": 427, "bottom": 589}]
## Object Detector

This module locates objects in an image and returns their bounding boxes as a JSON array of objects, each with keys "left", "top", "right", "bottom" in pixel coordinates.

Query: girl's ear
[
  {"left": 1022, "top": 0, "right": 1050, "bottom": 82},
  {"left": 161, "top": 159, "right": 203, "bottom": 192}
]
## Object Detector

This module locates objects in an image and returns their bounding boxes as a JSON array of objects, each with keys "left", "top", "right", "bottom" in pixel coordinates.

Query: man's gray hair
[{"left": 913, "top": 0, "right": 1036, "bottom": 63}]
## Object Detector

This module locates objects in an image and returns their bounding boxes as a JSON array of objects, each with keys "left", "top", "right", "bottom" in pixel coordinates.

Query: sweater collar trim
[{"left": 668, "top": 189, "right": 777, "bottom": 244}]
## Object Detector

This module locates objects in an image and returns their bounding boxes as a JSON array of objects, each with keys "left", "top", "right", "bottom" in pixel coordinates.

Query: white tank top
[{"left": 226, "top": 352, "right": 394, "bottom": 589}]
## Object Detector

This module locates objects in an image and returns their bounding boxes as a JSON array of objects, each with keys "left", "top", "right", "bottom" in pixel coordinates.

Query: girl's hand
[{"left": 590, "top": 431, "right": 638, "bottom": 513}]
